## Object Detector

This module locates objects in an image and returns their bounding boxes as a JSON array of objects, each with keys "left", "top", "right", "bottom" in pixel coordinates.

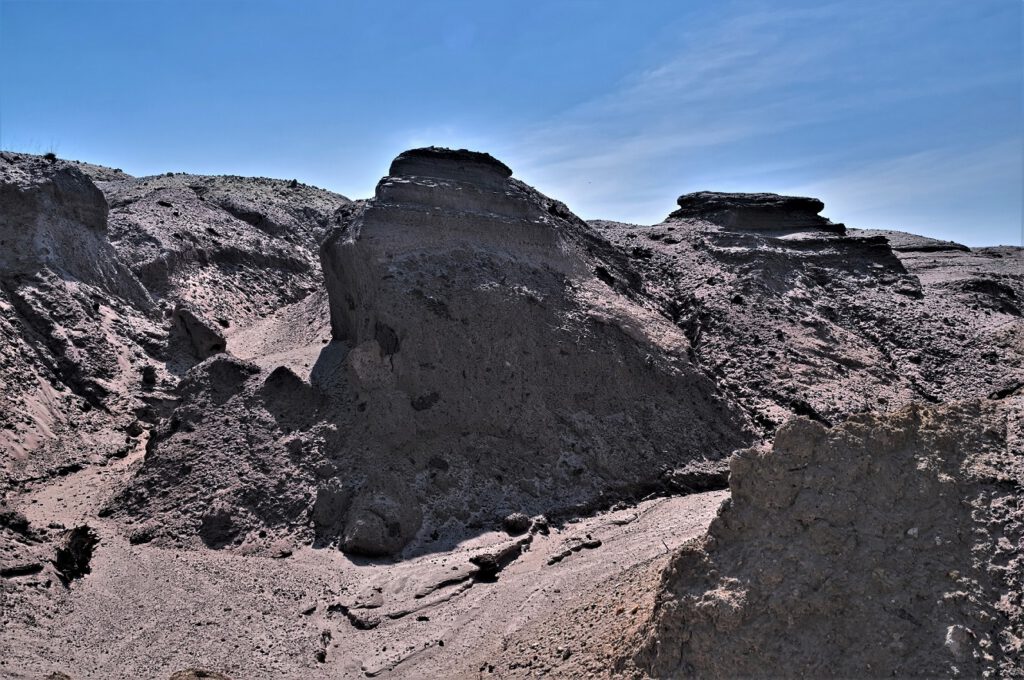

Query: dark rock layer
[{"left": 670, "top": 191, "right": 844, "bottom": 233}]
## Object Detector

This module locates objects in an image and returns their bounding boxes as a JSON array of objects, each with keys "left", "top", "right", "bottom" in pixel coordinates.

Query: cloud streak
[
  {"left": 490, "top": 1, "right": 1021, "bottom": 242},
  {"left": 784, "top": 141, "right": 1022, "bottom": 246}
]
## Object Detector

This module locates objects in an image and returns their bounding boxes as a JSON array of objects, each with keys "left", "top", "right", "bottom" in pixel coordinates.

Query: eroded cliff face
[
  {"left": 0, "top": 153, "right": 157, "bottom": 475},
  {"left": 99, "top": 171, "right": 348, "bottom": 331},
  {"left": 0, "top": 152, "right": 353, "bottom": 484},
  {"left": 317, "top": 148, "right": 752, "bottom": 549},
  {"left": 112, "top": 148, "right": 754, "bottom": 558},
  {"left": 627, "top": 400, "right": 1023, "bottom": 678}
]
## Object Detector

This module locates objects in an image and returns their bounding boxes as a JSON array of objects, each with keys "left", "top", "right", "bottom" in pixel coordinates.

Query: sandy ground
[{"left": 6, "top": 437, "right": 723, "bottom": 679}]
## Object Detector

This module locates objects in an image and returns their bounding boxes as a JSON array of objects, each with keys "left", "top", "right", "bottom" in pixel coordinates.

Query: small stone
[
  {"left": 945, "top": 624, "right": 972, "bottom": 660},
  {"left": 502, "top": 512, "right": 532, "bottom": 535}
]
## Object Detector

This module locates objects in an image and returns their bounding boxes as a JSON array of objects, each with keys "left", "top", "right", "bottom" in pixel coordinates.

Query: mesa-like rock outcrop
[
  {"left": 592, "top": 193, "right": 1023, "bottom": 435},
  {"left": 1, "top": 148, "right": 1020, "bottom": 679},
  {"left": 316, "top": 147, "right": 752, "bottom": 553},
  {"left": 111, "top": 147, "right": 754, "bottom": 558},
  {"left": 669, "top": 191, "right": 844, "bottom": 233}
]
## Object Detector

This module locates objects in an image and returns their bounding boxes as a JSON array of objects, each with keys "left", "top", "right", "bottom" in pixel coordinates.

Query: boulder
[
  {"left": 172, "top": 304, "right": 226, "bottom": 360},
  {"left": 341, "top": 484, "right": 423, "bottom": 557}
]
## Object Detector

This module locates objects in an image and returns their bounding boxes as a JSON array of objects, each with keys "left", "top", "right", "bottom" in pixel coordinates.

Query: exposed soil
[{"left": 1, "top": 148, "right": 1020, "bottom": 678}]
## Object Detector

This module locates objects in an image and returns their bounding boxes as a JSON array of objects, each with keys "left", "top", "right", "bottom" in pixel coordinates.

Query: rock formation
[
  {"left": 0, "top": 153, "right": 156, "bottom": 477},
  {"left": 591, "top": 192, "right": 1022, "bottom": 435},
  {"left": 669, "top": 191, "right": 845, "bottom": 233},
  {"left": 111, "top": 147, "right": 754, "bottom": 558},
  {"left": 318, "top": 147, "right": 755, "bottom": 550},
  {"left": 0, "top": 148, "right": 1020, "bottom": 679},
  {"left": 627, "top": 400, "right": 1022, "bottom": 678}
]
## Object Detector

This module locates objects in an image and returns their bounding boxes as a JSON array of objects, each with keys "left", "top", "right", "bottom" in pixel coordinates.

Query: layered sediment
[{"left": 669, "top": 190, "right": 844, "bottom": 233}]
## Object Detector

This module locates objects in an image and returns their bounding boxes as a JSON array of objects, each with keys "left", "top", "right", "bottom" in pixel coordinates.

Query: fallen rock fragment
[
  {"left": 502, "top": 512, "right": 532, "bottom": 535},
  {"left": 341, "top": 484, "right": 423, "bottom": 557},
  {"left": 329, "top": 602, "right": 382, "bottom": 630},
  {"left": 547, "top": 534, "right": 603, "bottom": 565},
  {"left": 53, "top": 525, "right": 99, "bottom": 583},
  {"left": 470, "top": 535, "right": 533, "bottom": 581}
]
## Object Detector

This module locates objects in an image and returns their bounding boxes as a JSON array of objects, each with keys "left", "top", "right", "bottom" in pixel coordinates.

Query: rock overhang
[
  {"left": 670, "top": 190, "right": 844, "bottom": 234},
  {"left": 388, "top": 146, "right": 513, "bottom": 187}
]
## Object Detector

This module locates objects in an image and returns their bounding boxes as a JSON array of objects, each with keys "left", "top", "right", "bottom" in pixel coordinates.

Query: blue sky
[{"left": 1, "top": 0, "right": 1021, "bottom": 245}]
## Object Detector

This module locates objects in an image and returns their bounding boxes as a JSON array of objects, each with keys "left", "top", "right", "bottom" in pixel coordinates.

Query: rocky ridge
[{"left": 591, "top": 193, "right": 1022, "bottom": 436}]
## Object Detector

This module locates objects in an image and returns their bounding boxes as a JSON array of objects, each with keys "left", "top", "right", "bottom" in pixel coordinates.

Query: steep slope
[
  {"left": 0, "top": 153, "right": 353, "bottom": 482},
  {"left": 625, "top": 400, "right": 1022, "bottom": 677},
  {"left": 109, "top": 148, "right": 754, "bottom": 558},
  {"left": 0, "top": 152, "right": 159, "bottom": 481}
]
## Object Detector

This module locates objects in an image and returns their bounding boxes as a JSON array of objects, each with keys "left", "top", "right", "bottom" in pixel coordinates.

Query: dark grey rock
[{"left": 669, "top": 191, "right": 844, "bottom": 233}]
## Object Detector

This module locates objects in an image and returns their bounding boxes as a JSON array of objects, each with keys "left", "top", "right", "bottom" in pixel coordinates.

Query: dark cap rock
[
  {"left": 388, "top": 147, "right": 513, "bottom": 187},
  {"left": 670, "top": 191, "right": 843, "bottom": 233}
]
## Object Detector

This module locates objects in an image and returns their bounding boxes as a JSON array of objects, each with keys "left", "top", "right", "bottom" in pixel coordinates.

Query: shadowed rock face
[
  {"left": 670, "top": 191, "right": 844, "bottom": 233},
  {"left": 314, "top": 148, "right": 754, "bottom": 554},
  {"left": 108, "top": 147, "right": 753, "bottom": 560},
  {"left": 627, "top": 400, "right": 1023, "bottom": 678}
]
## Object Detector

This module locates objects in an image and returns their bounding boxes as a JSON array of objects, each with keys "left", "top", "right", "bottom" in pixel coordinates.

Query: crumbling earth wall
[{"left": 629, "top": 400, "right": 1023, "bottom": 678}]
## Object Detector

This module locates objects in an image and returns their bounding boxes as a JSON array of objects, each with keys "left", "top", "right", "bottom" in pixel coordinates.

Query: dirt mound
[{"left": 627, "top": 400, "right": 1023, "bottom": 677}]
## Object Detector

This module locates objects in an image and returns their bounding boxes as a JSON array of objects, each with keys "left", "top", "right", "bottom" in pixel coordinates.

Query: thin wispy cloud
[
  {"left": 492, "top": 1, "right": 1021, "bottom": 241},
  {"left": 5, "top": 0, "right": 1017, "bottom": 244},
  {"left": 785, "top": 141, "right": 1023, "bottom": 245}
]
